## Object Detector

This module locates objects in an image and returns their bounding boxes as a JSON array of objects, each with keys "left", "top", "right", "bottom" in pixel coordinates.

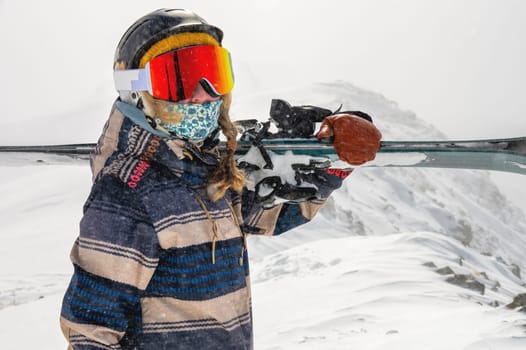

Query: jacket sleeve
[
  {"left": 240, "top": 168, "right": 351, "bottom": 236},
  {"left": 60, "top": 178, "right": 160, "bottom": 349}
]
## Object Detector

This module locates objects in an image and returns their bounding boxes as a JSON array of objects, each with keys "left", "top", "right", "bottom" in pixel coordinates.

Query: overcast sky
[{"left": 0, "top": 0, "right": 525, "bottom": 141}]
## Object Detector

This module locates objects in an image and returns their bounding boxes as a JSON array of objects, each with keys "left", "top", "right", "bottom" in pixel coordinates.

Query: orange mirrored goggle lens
[{"left": 148, "top": 45, "right": 234, "bottom": 102}]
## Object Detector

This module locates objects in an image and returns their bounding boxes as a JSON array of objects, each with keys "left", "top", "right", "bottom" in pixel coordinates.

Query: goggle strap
[
  {"left": 113, "top": 63, "right": 152, "bottom": 94},
  {"left": 199, "top": 78, "right": 221, "bottom": 97}
]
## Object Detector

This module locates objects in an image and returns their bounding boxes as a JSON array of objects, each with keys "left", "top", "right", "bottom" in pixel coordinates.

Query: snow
[
  {"left": 250, "top": 233, "right": 526, "bottom": 350},
  {"left": 1, "top": 81, "right": 525, "bottom": 349},
  {"left": 0, "top": 294, "right": 66, "bottom": 348},
  {"left": 238, "top": 147, "right": 326, "bottom": 191},
  {"left": 363, "top": 152, "right": 428, "bottom": 167}
]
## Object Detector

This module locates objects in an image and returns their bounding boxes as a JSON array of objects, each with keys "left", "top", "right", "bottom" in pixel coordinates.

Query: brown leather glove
[{"left": 316, "top": 113, "right": 382, "bottom": 165}]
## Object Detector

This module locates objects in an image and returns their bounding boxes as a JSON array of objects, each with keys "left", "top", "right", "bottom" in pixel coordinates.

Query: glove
[{"left": 316, "top": 113, "right": 382, "bottom": 165}]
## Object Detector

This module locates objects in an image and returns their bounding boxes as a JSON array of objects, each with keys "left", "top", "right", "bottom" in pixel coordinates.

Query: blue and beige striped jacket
[{"left": 60, "top": 101, "right": 346, "bottom": 349}]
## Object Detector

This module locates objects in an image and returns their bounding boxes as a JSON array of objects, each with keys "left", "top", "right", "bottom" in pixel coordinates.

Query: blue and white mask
[{"left": 156, "top": 100, "right": 222, "bottom": 142}]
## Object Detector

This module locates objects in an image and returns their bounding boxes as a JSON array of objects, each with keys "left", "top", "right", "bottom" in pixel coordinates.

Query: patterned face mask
[{"left": 155, "top": 100, "right": 222, "bottom": 142}]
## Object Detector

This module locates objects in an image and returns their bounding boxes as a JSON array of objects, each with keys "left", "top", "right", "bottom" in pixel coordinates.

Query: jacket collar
[{"left": 93, "top": 100, "right": 220, "bottom": 188}]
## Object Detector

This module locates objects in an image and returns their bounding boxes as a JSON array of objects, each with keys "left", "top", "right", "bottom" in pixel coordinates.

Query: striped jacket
[{"left": 60, "top": 101, "right": 346, "bottom": 349}]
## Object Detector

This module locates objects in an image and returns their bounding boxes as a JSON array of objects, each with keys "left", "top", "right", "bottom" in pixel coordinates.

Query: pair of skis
[
  {"left": 0, "top": 99, "right": 524, "bottom": 175},
  {"left": 0, "top": 137, "right": 524, "bottom": 175}
]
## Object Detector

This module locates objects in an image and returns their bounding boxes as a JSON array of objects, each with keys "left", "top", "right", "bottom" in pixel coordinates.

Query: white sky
[{"left": 0, "top": 0, "right": 525, "bottom": 140}]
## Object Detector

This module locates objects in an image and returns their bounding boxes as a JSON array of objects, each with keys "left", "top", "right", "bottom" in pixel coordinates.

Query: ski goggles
[{"left": 114, "top": 45, "right": 234, "bottom": 102}]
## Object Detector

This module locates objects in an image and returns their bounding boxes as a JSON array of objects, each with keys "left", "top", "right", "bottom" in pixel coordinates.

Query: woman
[{"left": 60, "top": 9, "right": 381, "bottom": 349}]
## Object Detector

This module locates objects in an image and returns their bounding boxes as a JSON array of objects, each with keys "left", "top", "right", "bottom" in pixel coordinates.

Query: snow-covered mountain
[
  {"left": 0, "top": 81, "right": 525, "bottom": 349},
  {"left": 241, "top": 82, "right": 526, "bottom": 272}
]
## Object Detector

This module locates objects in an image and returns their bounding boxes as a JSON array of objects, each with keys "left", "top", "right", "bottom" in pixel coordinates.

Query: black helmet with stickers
[{"left": 114, "top": 8, "right": 223, "bottom": 70}]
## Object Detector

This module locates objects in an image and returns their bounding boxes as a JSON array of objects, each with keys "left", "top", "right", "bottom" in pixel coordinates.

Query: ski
[
  {"left": 1, "top": 136, "right": 525, "bottom": 175},
  {"left": 238, "top": 137, "right": 526, "bottom": 175}
]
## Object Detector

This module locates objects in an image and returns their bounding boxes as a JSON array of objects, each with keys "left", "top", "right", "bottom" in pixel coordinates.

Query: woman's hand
[{"left": 317, "top": 113, "right": 382, "bottom": 165}]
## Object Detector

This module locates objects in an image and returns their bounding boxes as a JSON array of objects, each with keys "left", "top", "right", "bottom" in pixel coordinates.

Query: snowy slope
[
  {"left": 251, "top": 232, "right": 526, "bottom": 350},
  {"left": 1, "top": 81, "right": 525, "bottom": 349}
]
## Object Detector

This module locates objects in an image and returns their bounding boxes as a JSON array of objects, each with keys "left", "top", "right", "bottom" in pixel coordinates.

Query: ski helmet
[{"left": 114, "top": 9, "right": 224, "bottom": 70}]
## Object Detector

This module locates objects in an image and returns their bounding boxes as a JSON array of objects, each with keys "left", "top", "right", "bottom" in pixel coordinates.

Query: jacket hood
[{"left": 90, "top": 100, "right": 220, "bottom": 188}]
